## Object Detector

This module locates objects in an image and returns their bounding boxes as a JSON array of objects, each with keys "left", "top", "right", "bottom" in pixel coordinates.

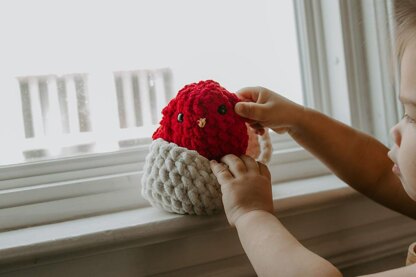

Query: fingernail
[{"left": 210, "top": 160, "right": 218, "bottom": 165}]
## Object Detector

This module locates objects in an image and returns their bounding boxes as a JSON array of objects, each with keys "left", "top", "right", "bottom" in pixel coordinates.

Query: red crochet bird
[{"left": 152, "top": 80, "right": 248, "bottom": 161}]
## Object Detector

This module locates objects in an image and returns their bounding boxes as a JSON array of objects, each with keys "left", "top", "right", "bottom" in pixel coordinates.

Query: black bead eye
[
  {"left": 217, "top": 104, "right": 227, "bottom": 115},
  {"left": 177, "top": 113, "right": 184, "bottom": 122}
]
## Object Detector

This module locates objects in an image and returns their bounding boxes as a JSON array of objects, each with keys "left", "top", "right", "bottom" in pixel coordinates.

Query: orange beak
[{"left": 197, "top": 118, "right": 206, "bottom": 128}]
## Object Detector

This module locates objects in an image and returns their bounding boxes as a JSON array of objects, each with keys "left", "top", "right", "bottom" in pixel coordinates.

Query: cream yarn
[
  {"left": 141, "top": 132, "right": 273, "bottom": 215},
  {"left": 141, "top": 139, "right": 222, "bottom": 215}
]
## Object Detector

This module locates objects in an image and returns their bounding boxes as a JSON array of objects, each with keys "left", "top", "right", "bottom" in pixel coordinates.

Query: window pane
[{"left": 0, "top": 0, "right": 303, "bottom": 166}]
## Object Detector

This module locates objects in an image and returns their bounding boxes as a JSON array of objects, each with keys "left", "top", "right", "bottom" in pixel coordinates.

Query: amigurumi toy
[{"left": 141, "top": 80, "right": 272, "bottom": 215}]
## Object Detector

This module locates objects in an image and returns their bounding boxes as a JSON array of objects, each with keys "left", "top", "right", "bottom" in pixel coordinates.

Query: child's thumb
[{"left": 235, "top": 102, "right": 261, "bottom": 120}]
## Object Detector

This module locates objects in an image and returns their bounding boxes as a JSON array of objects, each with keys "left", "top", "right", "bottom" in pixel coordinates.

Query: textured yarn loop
[
  {"left": 141, "top": 80, "right": 273, "bottom": 215},
  {"left": 141, "top": 139, "right": 223, "bottom": 215}
]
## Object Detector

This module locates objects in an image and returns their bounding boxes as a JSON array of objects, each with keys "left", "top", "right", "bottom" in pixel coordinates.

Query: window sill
[
  {"left": 1, "top": 174, "right": 415, "bottom": 276},
  {"left": 0, "top": 174, "right": 353, "bottom": 264},
  {"left": 0, "top": 134, "right": 330, "bottom": 231}
]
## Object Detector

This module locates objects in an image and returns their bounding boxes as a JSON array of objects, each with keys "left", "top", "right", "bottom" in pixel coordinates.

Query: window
[
  {"left": 0, "top": 0, "right": 398, "bottom": 231},
  {"left": 0, "top": 0, "right": 302, "bottom": 166},
  {"left": 0, "top": 0, "right": 310, "bottom": 230}
]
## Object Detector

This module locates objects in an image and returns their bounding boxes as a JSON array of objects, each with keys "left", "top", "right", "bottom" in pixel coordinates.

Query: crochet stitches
[
  {"left": 141, "top": 80, "right": 272, "bottom": 215},
  {"left": 141, "top": 139, "right": 222, "bottom": 215},
  {"left": 152, "top": 80, "right": 248, "bottom": 161}
]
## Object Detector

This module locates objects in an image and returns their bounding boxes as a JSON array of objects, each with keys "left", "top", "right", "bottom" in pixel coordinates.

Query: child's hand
[
  {"left": 235, "top": 87, "right": 305, "bottom": 135},
  {"left": 210, "top": 154, "right": 273, "bottom": 226}
]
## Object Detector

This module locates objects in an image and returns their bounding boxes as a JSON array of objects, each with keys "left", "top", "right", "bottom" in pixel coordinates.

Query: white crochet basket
[{"left": 141, "top": 130, "right": 272, "bottom": 215}]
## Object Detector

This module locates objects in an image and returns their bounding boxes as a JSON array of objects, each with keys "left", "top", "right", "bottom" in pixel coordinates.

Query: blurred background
[{"left": 0, "top": 0, "right": 302, "bottom": 165}]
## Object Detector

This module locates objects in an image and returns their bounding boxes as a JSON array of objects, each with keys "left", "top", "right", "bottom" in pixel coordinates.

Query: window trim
[
  {"left": 296, "top": 0, "right": 399, "bottom": 139},
  {"left": 334, "top": 0, "right": 399, "bottom": 146},
  {"left": 294, "top": 0, "right": 333, "bottom": 115}
]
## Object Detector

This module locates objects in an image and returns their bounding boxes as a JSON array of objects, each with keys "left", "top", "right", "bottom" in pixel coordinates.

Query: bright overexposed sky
[
  {"left": 0, "top": 0, "right": 303, "bottom": 165},
  {"left": 0, "top": 0, "right": 302, "bottom": 100}
]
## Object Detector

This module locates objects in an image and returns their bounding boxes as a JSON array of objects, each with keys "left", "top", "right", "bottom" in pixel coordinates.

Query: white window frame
[{"left": 0, "top": 0, "right": 399, "bottom": 232}]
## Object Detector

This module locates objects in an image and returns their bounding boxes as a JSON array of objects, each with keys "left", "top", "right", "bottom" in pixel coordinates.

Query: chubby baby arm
[{"left": 210, "top": 155, "right": 342, "bottom": 277}]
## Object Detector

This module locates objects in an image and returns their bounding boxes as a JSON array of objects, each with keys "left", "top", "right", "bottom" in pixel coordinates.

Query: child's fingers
[
  {"left": 248, "top": 122, "right": 262, "bottom": 129},
  {"left": 235, "top": 87, "right": 261, "bottom": 102},
  {"left": 245, "top": 122, "right": 265, "bottom": 135},
  {"left": 274, "top": 127, "right": 289, "bottom": 134},
  {"left": 235, "top": 102, "right": 265, "bottom": 121},
  {"left": 210, "top": 160, "right": 233, "bottom": 183},
  {"left": 254, "top": 128, "right": 266, "bottom": 136},
  {"left": 248, "top": 123, "right": 265, "bottom": 135},
  {"left": 258, "top": 162, "right": 271, "bottom": 180},
  {"left": 244, "top": 118, "right": 257, "bottom": 124},
  {"left": 221, "top": 154, "right": 247, "bottom": 176},
  {"left": 240, "top": 155, "right": 259, "bottom": 173}
]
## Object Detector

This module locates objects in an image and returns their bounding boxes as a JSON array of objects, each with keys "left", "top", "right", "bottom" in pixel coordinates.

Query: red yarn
[{"left": 152, "top": 80, "right": 248, "bottom": 161}]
